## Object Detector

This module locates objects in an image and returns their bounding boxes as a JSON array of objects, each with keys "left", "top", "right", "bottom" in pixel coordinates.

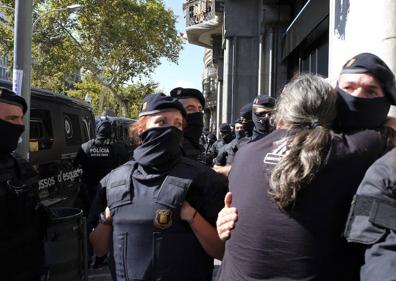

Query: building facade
[{"left": 184, "top": 0, "right": 396, "bottom": 131}]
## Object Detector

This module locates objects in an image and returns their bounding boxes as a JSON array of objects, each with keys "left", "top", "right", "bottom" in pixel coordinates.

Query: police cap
[
  {"left": 219, "top": 123, "right": 231, "bottom": 134},
  {"left": 252, "top": 96, "right": 276, "bottom": 110},
  {"left": 139, "top": 93, "right": 187, "bottom": 118},
  {"left": 170, "top": 87, "right": 205, "bottom": 109},
  {"left": 0, "top": 87, "right": 27, "bottom": 114},
  {"left": 207, "top": 132, "right": 217, "bottom": 141},
  {"left": 239, "top": 103, "right": 253, "bottom": 120},
  {"left": 341, "top": 53, "right": 396, "bottom": 105}
]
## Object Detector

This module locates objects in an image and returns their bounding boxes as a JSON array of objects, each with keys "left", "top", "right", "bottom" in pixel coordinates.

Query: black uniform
[
  {"left": 0, "top": 153, "right": 45, "bottom": 281},
  {"left": 218, "top": 128, "right": 392, "bottom": 281},
  {"left": 0, "top": 87, "right": 46, "bottom": 280},
  {"left": 215, "top": 136, "right": 250, "bottom": 166},
  {"left": 88, "top": 127, "right": 227, "bottom": 281},
  {"left": 344, "top": 148, "right": 396, "bottom": 281},
  {"left": 76, "top": 121, "right": 129, "bottom": 211}
]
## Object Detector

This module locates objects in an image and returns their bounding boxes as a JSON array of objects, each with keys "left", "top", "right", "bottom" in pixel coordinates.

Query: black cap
[
  {"left": 96, "top": 120, "right": 112, "bottom": 138},
  {"left": 219, "top": 123, "right": 231, "bottom": 133},
  {"left": 207, "top": 132, "right": 217, "bottom": 141},
  {"left": 341, "top": 53, "right": 396, "bottom": 105},
  {"left": 252, "top": 95, "right": 276, "bottom": 110},
  {"left": 170, "top": 87, "right": 205, "bottom": 109},
  {"left": 239, "top": 103, "right": 253, "bottom": 120},
  {"left": 233, "top": 118, "right": 243, "bottom": 126},
  {"left": 139, "top": 93, "right": 187, "bottom": 118},
  {"left": 0, "top": 87, "right": 27, "bottom": 114}
]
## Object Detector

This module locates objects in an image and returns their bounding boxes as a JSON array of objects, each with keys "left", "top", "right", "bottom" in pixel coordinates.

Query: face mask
[
  {"left": 221, "top": 133, "right": 233, "bottom": 144},
  {"left": 252, "top": 112, "right": 271, "bottom": 140},
  {"left": 235, "top": 129, "right": 246, "bottom": 140},
  {"left": 184, "top": 112, "right": 204, "bottom": 146},
  {"left": 336, "top": 87, "right": 390, "bottom": 131},
  {"left": 0, "top": 119, "right": 25, "bottom": 155},
  {"left": 134, "top": 126, "right": 182, "bottom": 171},
  {"left": 242, "top": 120, "right": 254, "bottom": 137}
]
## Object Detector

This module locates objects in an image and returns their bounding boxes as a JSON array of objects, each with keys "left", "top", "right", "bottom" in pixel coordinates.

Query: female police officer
[{"left": 88, "top": 93, "right": 227, "bottom": 281}]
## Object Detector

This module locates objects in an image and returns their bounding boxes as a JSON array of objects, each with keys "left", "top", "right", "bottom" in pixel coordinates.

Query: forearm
[
  {"left": 89, "top": 223, "right": 112, "bottom": 257},
  {"left": 189, "top": 211, "right": 225, "bottom": 260}
]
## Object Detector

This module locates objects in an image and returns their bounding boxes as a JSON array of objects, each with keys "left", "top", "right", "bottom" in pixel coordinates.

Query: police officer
[
  {"left": 214, "top": 119, "right": 250, "bottom": 167},
  {"left": 213, "top": 97, "right": 276, "bottom": 176},
  {"left": 88, "top": 93, "right": 227, "bottom": 281},
  {"left": 239, "top": 103, "right": 254, "bottom": 137},
  {"left": 251, "top": 95, "right": 276, "bottom": 141},
  {"left": 342, "top": 53, "right": 396, "bottom": 281},
  {"left": 344, "top": 148, "right": 396, "bottom": 281},
  {"left": 199, "top": 132, "right": 217, "bottom": 167},
  {"left": 335, "top": 52, "right": 396, "bottom": 132},
  {"left": 170, "top": 87, "right": 205, "bottom": 161},
  {"left": 76, "top": 118, "right": 130, "bottom": 213},
  {"left": 0, "top": 88, "right": 46, "bottom": 280},
  {"left": 210, "top": 123, "right": 234, "bottom": 161}
]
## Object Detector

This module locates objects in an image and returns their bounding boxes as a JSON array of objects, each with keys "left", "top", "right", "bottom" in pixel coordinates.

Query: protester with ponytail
[{"left": 216, "top": 74, "right": 395, "bottom": 281}]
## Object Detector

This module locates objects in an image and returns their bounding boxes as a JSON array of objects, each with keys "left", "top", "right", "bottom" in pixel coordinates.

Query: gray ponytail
[{"left": 269, "top": 74, "right": 337, "bottom": 209}]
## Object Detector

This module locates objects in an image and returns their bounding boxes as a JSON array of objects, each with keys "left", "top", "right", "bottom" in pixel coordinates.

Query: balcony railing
[{"left": 184, "top": 0, "right": 223, "bottom": 27}]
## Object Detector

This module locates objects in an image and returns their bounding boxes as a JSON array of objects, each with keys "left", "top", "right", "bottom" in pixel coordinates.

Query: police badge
[{"left": 153, "top": 209, "right": 173, "bottom": 229}]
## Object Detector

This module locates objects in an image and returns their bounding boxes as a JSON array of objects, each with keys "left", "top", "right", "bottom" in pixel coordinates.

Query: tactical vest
[
  {"left": 82, "top": 138, "right": 119, "bottom": 185},
  {"left": 0, "top": 153, "right": 44, "bottom": 281},
  {"left": 106, "top": 160, "right": 212, "bottom": 281}
]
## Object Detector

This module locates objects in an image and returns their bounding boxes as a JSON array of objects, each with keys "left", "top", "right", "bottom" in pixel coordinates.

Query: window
[
  {"left": 64, "top": 113, "right": 82, "bottom": 146},
  {"left": 30, "top": 109, "right": 54, "bottom": 150},
  {"left": 81, "top": 117, "right": 91, "bottom": 143}
]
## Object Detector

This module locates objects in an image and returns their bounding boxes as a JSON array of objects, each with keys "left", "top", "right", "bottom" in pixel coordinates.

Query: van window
[
  {"left": 30, "top": 109, "right": 54, "bottom": 150},
  {"left": 81, "top": 117, "right": 91, "bottom": 142},
  {"left": 64, "top": 113, "right": 82, "bottom": 146}
]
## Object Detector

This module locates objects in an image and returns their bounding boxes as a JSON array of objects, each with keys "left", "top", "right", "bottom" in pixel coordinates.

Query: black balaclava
[
  {"left": 221, "top": 132, "right": 233, "bottom": 144},
  {"left": 240, "top": 103, "right": 254, "bottom": 137},
  {"left": 336, "top": 53, "right": 396, "bottom": 132},
  {"left": 133, "top": 126, "right": 182, "bottom": 172},
  {"left": 184, "top": 112, "right": 204, "bottom": 147},
  {"left": 0, "top": 119, "right": 25, "bottom": 155},
  {"left": 96, "top": 120, "right": 112, "bottom": 140},
  {"left": 335, "top": 87, "right": 390, "bottom": 131},
  {"left": 252, "top": 112, "right": 271, "bottom": 141},
  {"left": 243, "top": 121, "right": 254, "bottom": 137}
]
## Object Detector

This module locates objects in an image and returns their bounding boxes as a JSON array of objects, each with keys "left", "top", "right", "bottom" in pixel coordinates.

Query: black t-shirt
[{"left": 218, "top": 129, "right": 389, "bottom": 281}]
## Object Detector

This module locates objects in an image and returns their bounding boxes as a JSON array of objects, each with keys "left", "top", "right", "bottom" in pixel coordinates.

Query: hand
[
  {"left": 180, "top": 201, "right": 197, "bottom": 224},
  {"left": 213, "top": 164, "right": 232, "bottom": 177},
  {"left": 216, "top": 192, "right": 238, "bottom": 241}
]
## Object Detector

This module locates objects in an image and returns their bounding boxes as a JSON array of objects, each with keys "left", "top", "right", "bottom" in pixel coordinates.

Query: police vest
[
  {"left": 105, "top": 160, "right": 212, "bottom": 281},
  {"left": 82, "top": 139, "right": 120, "bottom": 185},
  {"left": 0, "top": 153, "right": 44, "bottom": 281}
]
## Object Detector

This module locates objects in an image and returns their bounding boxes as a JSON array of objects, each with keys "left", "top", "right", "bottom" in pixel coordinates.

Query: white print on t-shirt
[{"left": 263, "top": 141, "right": 287, "bottom": 165}]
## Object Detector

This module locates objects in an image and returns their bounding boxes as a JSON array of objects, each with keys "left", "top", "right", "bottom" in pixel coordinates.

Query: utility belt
[{"left": 344, "top": 194, "right": 396, "bottom": 244}]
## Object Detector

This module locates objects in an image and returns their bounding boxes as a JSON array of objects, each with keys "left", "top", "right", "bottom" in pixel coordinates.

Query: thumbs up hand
[{"left": 216, "top": 192, "right": 238, "bottom": 241}]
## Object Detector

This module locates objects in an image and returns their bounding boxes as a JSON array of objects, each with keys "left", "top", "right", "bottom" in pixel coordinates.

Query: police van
[
  {"left": 96, "top": 115, "right": 136, "bottom": 149},
  {"left": 0, "top": 80, "right": 96, "bottom": 208}
]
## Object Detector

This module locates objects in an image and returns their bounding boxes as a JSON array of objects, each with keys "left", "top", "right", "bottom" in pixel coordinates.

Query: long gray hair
[{"left": 269, "top": 74, "right": 337, "bottom": 209}]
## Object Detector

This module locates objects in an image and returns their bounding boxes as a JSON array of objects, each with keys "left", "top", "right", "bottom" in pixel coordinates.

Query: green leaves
[{"left": 0, "top": 0, "right": 182, "bottom": 117}]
